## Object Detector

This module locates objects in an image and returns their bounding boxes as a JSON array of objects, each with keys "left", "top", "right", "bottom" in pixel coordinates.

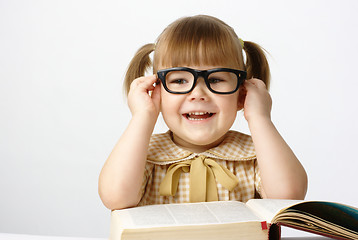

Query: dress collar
[{"left": 147, "top": 130, "right": 256, "bottom": 164}]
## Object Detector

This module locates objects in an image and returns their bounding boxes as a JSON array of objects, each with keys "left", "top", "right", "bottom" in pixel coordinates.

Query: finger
[
  {"left": 132, "top": 75, "right": 157, "bottom": 86},
  {"left": 131, "top": 75, "right": 158, "bottom": 91},
  {"left": 145, "top": 74, "right": 158, "bottom": 84},
  {"left": 245, "top": 78, "right": 267, "bottom": 89},
  {"left": 242, "top": 80, "right": 255, "bottom": 92}
]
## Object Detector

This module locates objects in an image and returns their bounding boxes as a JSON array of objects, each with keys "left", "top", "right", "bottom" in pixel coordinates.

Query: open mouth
[{"left": 184, "top": 112, "right": 215, "bottom": 121}]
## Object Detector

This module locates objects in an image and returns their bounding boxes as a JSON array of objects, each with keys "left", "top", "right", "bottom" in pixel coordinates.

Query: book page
[
  {"left": 113, "top": 201, "right": 261, "bottom": 229},
  {"left": 202, "top": 201, "right": 261, "bottom": 223},
  {"left": 246, "top": 199, "right": 304, "bottom": 222},
  {"left": 288, "top": 201, "right": 358, "bottom": 233},
  {"left": 115, "top": 204, "right": 177, "bottom": 229}
]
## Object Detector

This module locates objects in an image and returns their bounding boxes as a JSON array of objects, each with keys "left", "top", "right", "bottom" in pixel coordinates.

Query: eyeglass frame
[{"left": 157, "top": 67, "right": 247, "bottom": 94}]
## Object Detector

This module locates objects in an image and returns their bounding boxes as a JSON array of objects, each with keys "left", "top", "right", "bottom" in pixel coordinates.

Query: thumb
[{"left": 151, "top": 82, "right": 161, "bottom": 112}]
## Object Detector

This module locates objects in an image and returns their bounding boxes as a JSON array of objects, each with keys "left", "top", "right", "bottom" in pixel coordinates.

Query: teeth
[
  {"left": 188, "top": 112, "right": 209, "bottom": 116},
  {"left": 186, "top": 112, "right": 212, "bottom": 121},
  {"left": 188, "top": 117, "right": 206, "bottom": 121}
]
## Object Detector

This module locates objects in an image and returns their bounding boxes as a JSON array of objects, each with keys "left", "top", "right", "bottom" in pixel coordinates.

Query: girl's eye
[
  {"left": 169, "top": 79, "right": 188, "bottom": 84},
  {"left": 208, "top": 78, "right": 225, "bottom": 84}
]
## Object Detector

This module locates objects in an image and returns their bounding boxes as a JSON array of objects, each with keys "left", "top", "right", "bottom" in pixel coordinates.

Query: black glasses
[{"left": 157, "top": 67, "right": 246, "bottom": 94}]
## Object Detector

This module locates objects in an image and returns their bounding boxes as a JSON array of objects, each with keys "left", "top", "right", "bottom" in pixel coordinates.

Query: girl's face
[{"left": 159, "top": 65, "right": 241, "bottom": 153}]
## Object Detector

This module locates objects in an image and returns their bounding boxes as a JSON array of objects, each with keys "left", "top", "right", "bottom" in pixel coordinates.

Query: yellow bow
[
  {"left": 159, "top": 155, "right": 239, "bottom": 202},
  {"left": 239, "top": 38, "right": 244, "bottom": 48}
]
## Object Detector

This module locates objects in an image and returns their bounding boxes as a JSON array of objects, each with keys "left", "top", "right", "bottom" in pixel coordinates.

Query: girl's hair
[{"left": 124, "top": 15, "right": 270, "bottom": 95}]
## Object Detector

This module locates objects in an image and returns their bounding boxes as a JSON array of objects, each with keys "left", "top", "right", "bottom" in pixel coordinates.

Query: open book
[{"left": 109, "top": 199, "right": 358, "bottom": 240}]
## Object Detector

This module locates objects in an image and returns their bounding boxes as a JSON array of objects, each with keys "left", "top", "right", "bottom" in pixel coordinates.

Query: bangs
[{"left": 153, "top": 15, "right": 244, "bottom": 71}]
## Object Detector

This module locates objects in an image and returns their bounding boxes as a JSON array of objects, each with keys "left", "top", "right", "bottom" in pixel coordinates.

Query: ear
[{"left": 237, "top": 85, "right": 246, "bottom": 111}]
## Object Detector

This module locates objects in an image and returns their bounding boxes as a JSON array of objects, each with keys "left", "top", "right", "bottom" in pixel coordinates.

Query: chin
[{"left": 177, "top": 130, "right": 227, "bottom": 150}]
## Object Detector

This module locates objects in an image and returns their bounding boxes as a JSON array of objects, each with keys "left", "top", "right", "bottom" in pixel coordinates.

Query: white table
[
  {"left": 0, "top": 232, "right": 335, "bottom": 240},
  {"left": 0, "top": 233, "right": 106, "bottom": 240}
]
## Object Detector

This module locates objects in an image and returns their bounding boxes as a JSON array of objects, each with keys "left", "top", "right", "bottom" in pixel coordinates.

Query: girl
[{"left": 98, "top": 15, "right": 308, "bottom": 210}]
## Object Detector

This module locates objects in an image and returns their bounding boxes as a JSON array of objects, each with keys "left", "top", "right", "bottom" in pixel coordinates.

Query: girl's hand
[
  {"left": 240, "top": 78, "right": 272, "bottom": 123},
  {"left": 127, "top": 75, "right": 161, "bottom": 121},
  {"left": 241, "top": 79, "right": 308, "bottom": 200},
  {"left": 99, "top": 75, "right": 161, "bottom": 210}
]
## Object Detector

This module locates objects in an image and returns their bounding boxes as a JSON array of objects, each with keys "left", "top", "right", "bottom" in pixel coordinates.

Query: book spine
[{"left": 268, "top": 223, "right": 281, "bottom": 240}]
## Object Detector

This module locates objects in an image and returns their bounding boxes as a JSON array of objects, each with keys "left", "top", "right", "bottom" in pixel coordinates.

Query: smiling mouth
[{"left": 184, "top": 112, "right": 215, "bottom": 121}]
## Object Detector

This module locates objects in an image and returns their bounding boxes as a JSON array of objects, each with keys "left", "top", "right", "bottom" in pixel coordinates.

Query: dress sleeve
[{"left": 254, "top": 159, "right": 263, "bottom": 198}]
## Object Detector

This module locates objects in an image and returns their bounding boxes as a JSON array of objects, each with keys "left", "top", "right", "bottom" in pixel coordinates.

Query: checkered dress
[{"left": 138, "top": 130, "right": 261, "bottom": 206}]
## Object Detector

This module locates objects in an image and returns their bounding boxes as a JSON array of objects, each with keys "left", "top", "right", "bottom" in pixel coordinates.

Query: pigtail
[
  {"left": 124, "top": 43, "right": 156, "bottom": 96},
  {"left": 243, "top": 41, "right": 271, "bottom": 90}
]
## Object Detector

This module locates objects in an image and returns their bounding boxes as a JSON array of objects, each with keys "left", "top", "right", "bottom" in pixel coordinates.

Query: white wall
[{"left": 1, "top": 0, "right": 357, "bottom": 238}]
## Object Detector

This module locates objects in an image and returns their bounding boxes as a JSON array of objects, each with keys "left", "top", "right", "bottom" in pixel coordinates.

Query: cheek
[
  {"left": 160, "top": 93, "right": 183, "bottom": 129},
  {"left": 220, "top": 94, "right": 240, "bottom": 110},
  {"left": 219, "top": 97, "right": 240, "bottom": 122},
  {"left": 160, "top": 89, "right": 170, "bottom": 110},
  {"left": 160, "top": 90, "right": 182, "bottom": 115},
  {"left": 159, "top": 87, "right": 170, "bottom": 112},
  {"left": 223, "top": 100, "right": 239, "bottom": 126}
]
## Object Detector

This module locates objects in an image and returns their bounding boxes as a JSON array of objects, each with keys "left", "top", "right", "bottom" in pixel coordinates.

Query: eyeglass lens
[{"left": 165, "top": 70, "right": 238, "bottom": 93}]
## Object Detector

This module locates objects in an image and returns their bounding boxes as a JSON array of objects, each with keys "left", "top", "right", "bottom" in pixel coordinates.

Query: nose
[{"left": 188, "top": 77, "right": 209, "bottom": 101}]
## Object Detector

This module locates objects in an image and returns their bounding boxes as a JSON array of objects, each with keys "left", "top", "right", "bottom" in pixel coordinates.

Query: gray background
[{"left": 1, "top": 0, "right": 358, "bottom": 238}]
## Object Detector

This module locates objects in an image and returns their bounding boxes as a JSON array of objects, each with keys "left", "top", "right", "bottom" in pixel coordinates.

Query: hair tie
[{"left": 239, "top": 38, "right": 244, "bottom": 48}]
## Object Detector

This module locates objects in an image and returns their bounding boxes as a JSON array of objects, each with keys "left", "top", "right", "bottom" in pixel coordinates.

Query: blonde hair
[{"left": 124, "top": 15, "right": 270, "bottom": 95}]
